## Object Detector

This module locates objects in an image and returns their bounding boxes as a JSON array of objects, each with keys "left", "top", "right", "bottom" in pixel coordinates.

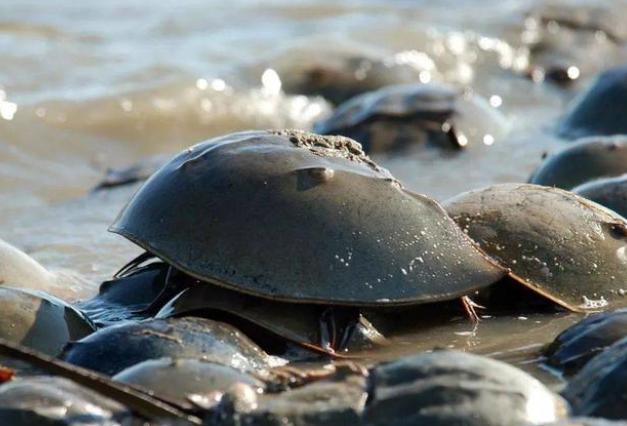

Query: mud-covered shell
[
  {"left": 558, "top": 65, "right": 627, "bottom": 139},
  {"left": 0, "top": 287, "right": 94, "bottom": 356},
  {"left": 113, "top": 357, "right": 265, "bottom": 408},
  {"left": 365, "top": 350, "right": 568, "bottom": 426},
  {"left": 110, "top": 130, "right": 505, "bottom": 306},
  {"left": 314, "top": 84, "right": 506, "bottom": 153},
  {"left": 61, "top": 317, "right": 272, "bottom": 376},
  {"left": 0, "top": 376, "right": 131, "bottom": 425},
  {"left": 563, "top": 335, "right": 627, "bottom": 419},
  {"left": 545, "top": 309, "right": 627, "bottom": 375},
  {"left": 573, "top": 174, "right": 627, "bottom": 218},
  {"left": 529, "top": 136, "right": 627, "bottom": 190},
  {"left": 445, "top": 183, "right": 627, "bottom": 312},
  {"left": 156, "top": 284, "right": 387, "bottom": 354}
]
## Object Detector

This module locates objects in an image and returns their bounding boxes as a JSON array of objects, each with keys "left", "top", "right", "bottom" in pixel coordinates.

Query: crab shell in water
[
  {"left": 529, "top": 136, "right": 627, "bottom": 190},
  {"left": 313, "top": 83, "right": 507, "bottom": 153},
  {"left": 573, "top": 174, "right": 627, "bottom": 219},
  {"left": 110, "top": 130, "right": 505, "bottom": 307},
  {"left": 444, "top": 183, "right": 627, "bottom": 312}
]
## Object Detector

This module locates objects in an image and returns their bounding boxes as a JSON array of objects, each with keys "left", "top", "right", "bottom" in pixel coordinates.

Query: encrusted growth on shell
[{"left": 272, "top": 129, "right": 394, "bottom": 179}]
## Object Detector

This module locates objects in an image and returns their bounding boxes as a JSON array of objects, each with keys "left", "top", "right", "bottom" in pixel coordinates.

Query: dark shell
[
  {"left": 113, "top": 357, "right": 265, "bottom": 408},
  {"left": 79, "top": 260, "right": 170, "bottom": 325},
  {"left": 0, "top": 376, "right": 131, "bottom": 426},
  {"left": 545, "top": 309, "right": 627, "bottom": 375},
  {"left": 156, "top": 284, "right": 387, "bottom": 354},
  {"left": 314, "top": 84, "right": 506, "bottom": 153},
  {"left": 529, "top": 136, "right": 627, "bottom": 189},
  {"left": 214, "top": 370, "right": 368, "bottom": 425},
  {"left": 93, "top": 154, "right": 169, "bottom": 191},
  {"left": 563, "top": 336, "right": 627, "bottom": 419},
  {"left": 110, "top": 130, "right": 505, "bottom": 306},
  {"left": 573, "top": 174, "right": 627, "bottom": 218},
  {"left": 0, "top": 287, "right": 94, "bottom": 356},
  {"left": 521, "top": 0, "right": 625, "bottom": 86},
  {"left": 275, "top": 49, "right": 431, "bottom": 105},
  {"left": 445, "top": 184, "right": 627, "bottom": 312},
  {"left": 364, "top": 350, "right": 567, "bottom": 426},
  {"left": 61, "top": 317, "right": 272, "bottom": 376},
  {"left": 558, "top": 65, "right": 627, "bottom": 139}
]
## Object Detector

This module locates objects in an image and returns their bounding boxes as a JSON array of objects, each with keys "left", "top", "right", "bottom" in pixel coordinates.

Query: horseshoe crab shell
[
  {"left": 110, "top": 130, "right": 505, "bottom": 307},
  {"left": 529, "top": 136, "right": 627, "bottom": 189},
  {"left": 444, "top": 183, "right": 627, "bottom": 312},
  {"left": 573, "top": 174, "right": 627, "bottom": 218},
  {"left": 155, "top": 283, "right": 387, "bottom": 354},
  {"left": 558, "top": 65, "right": 627, "bottom": 139},
  {"left": 314, "top": 84, "right": 506, "bottom": 153}
]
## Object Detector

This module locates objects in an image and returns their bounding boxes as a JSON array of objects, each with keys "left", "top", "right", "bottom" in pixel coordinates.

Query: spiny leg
[
  {"left": 461, "top": 295, "right": 485, "bottom": 323},
  {"left": 319, "top": 307, "right": 361, "bottom": 353}
]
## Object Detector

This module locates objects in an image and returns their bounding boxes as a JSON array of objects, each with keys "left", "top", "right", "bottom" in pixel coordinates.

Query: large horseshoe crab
[
  {"left": 445, "top": 183, "right": 627, "bottom": 312},
  {"left": 107, "top": 130, "right": 505, "bottom": 354}
]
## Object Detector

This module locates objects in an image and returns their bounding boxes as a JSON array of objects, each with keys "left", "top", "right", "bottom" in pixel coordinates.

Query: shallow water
[{"left": 1, "top": 0, "right": 627, "bottom": 380}]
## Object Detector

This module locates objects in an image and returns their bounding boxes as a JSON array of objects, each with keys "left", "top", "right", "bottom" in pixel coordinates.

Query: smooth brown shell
[
  {"left": 445, "top": 183, "right": 627, "bottom": 312},
  {"left": 111, "top": 130, "right": 505, "bottom": 306}
]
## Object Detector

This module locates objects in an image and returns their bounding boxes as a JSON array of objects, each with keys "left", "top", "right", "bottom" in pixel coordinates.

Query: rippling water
[{"left": 1, "top": 0, "right": 627, "bottom": 376}]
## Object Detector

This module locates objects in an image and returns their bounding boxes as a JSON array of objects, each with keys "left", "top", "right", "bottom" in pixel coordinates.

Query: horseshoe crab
[
  {"left": 313, "top": 84, "right": 507, "bottom": 153},
  {"left": 521, "top": 0, "right": 625, "bottom": 87},
  {"left": 113, "top": 357, "right": 265, "bottom": 409},
  {"left": 108, "top": 130, "right": 505, "bottom": 353},
  {"left": 0, "top": 287, "right": 94, "bottom": 356},
  {"left": 545, "top": 309, "right": 627, "bottom": 375},
  {"left": 274, "top": 47, "right": 434, "bottom": 105},
  {"left": 529, "top": 136, "right": 627, "bottom": 189},
  {"left": 156, "top": 275, "right": 387, "bottom": 355},
  {"left": 563, "top": 335, "right": 627, "bottom": 419},
  {"left": 573, "top": 175, "right": 627, "bottom": 218},
  {"left": 364, "top": 350, "right": 568, "bottom": 426},
  {"left": 0, "top": 376, "right": 132, "bottom": 426},
  {"left": 444, "top": 183, "right": 627, "bottom": 312},
  {"left": 558, "top": 65, "right": 627, "bottom": 139},
  {"left": 61, "top": 317, "right": 275, "bottom": 376}
]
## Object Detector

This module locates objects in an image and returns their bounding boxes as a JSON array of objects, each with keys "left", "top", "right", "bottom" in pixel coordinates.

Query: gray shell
[
  {"left": 563, "top": 335, "right": 627, "bottom": 419},
  {"left": 156, "top": 284, "right": 387, "bottom": 354},
  {"left": 573, "top": 174, "right": 627, "bottom": 218},
  {"left": 445, "top": 184, "right": 627, "bottom": 312},
  {"left": 529, "top": 136, "right": 627, "bottom": 190},
  {"left": 545, "top": 309, "right": 627, "bottom": 375},
  {"left": 0, "top": 376, "right": 130, "bottom": 426},
  {"left": 558, "top": 65, "right": 627, "bottom": 139},
  {"left": 61, "top": 317, "right": 272, "bottom": 376},
  {"left": 0, "top": 287, "right": 94, "bottom": 356},
  {"left": 364, "top": 350, "right": 568, "bottom": 426},
  {"left": 113, "top": 357, "right": 264, "bottom": 408},
  {"left": 314, "top": 84, "right": 505, "bottom": 153},
  {"left": 110, "top": 130, "right": 505, "bottom": 306}
]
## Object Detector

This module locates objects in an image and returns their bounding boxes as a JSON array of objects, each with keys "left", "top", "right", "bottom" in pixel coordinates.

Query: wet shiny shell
[
  {"left": 110, "top": 130, "right": 505, "bottom": 306},
  {"left": 314, "top": 84, "right": 506, "bottom": 153},
  {"left": 573, "top": 174, "right": 627, "bottom": 218},
  {"left": 529, "top": 136, "right": 627, "bottom": 190},
  {"left": 563, "top": 335, "right": 627, "bottom": 419},
  {"left": 545, "top": 309, "right": 627, "bottom": 375},
  {"left": 558, "top": 65, "right": 627, "bottom": 139},
  {"left": 156, "top": 284, "right": 387, "bottom": 353},
  {"left": 0, "top": 287, "right": 94, "bottom": 356},
  {"left": 444, "top": 184, "right": 627, "bottom": 312},
  {"left": 61, "top": 317, "right": 272, "bottom": 376},
  {"left": 0, "top": 376, "right": 131, "bottom": 425},
  {"left": 364, "top": 350, "right": 568, "bottom": 426},
  {"left": 113, "top": 357, "right": 265, "bottom": 408}
]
